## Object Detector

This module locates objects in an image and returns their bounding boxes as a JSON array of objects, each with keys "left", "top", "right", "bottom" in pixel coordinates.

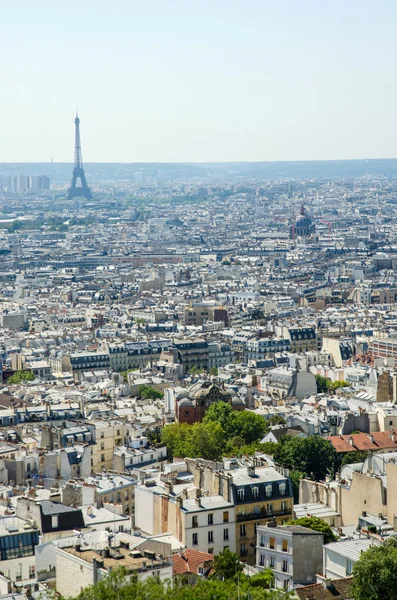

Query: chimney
[
  {"left": 321, "top": 578, "right": 333, "bottom": 590},
  {"left": 247, "top": 465, "right": 256, "bottom": 478},
  {"left": 92, "top": 557, "right": 104, "bottom": 585},
  {"left": 176, "top": 496, "right": 183, "bottom": 509},
  {"left": 164, "top": 482, "right": 173, "bottom": 496}
]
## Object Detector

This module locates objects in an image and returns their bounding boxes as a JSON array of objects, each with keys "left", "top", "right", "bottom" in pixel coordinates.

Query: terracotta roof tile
[
  {"left": 172, "top": 549, "right": 214, "bottom": 575},
  {"left": 329, "top": 430, "right": 397, "bottom": 453},
  {"left": 295, "top": 577, "right": 352, "bottom": 600}
]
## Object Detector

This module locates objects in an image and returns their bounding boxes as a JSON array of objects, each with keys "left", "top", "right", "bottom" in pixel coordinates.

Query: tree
[
  {"left": 289, "top": 470, "right": 305, "bottom": 503},
  {"left": 7, "top": 370, "right": 35, "bottom": 385},
  {"left": 203, "top": 401, "right": 233, "bottom": 431},
  {"left": 161, "top": 421, "right": 225, "bottom": 461},
  {"left": 211, "top": 548, "right": 243, "bottom": 581},
  {"left": 351, "top": 537, "right": 397, "bottom": 600},
  {"left": 269, "top": 415, "right": 286, "bottom": 426},
  {"left": 315, "top": 375, "right": 330, "bottom": 393},
  {"left": 340, "top": 450, "right": 368, "bottom": 468},
  {"left": 274, "top": 436, "right": 336, "bottom": 481},
  {"left": 138, "top": 385, "right": 163, "bottom": 399},
  {"left": 227, "top": 411, "right": 268, "bottom": 444},
  {"left": 188, "top": 421, "right": 225, "bottom": 461},
  {"left": 210, "top": 367, "right": 218, "bottom": 376},
  {"left": 249, "top": 570, "right": 274, "bottom": 589},
  {"left": 330, "top": 380, "right": 349, "bottom": 390},
  {"left": 70, "top": 567, "right": 291, "bottom": 600},
  {"left": 287, "top": 516, "right": 338, "bottom": 544}
]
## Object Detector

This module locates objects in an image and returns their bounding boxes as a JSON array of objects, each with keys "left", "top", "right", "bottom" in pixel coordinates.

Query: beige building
[
  {"left": 135, "top": 458, "right": 293, "bottom": 566},
  {"left": 300, "top": 452, "right": 397, "bottom": 527},
  {"left": 91, "top": 421, "right": 125, "bottom": 472},
  {"left": 55, "top": 542, "right": 172, "bottom": 597}
]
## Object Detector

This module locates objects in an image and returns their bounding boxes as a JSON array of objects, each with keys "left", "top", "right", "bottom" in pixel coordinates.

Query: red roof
[
  {"left": 329, "top": 430, "right": 397, "bottom": 453},
  {"left": 172, "top": 549, "right": 214, "bottom": 575}
]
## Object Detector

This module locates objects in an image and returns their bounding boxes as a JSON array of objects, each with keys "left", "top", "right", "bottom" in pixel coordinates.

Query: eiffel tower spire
[{"left": 67, "top": 112, "right": 93, "bottom": 200}]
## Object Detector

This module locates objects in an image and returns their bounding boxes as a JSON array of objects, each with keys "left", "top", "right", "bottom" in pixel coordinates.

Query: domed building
[
  {"left": 290, "top": 204, "right": 316, "bottom": 238},
  {"left": 175, "top": 380, "right": 245, "bottom": 424}
]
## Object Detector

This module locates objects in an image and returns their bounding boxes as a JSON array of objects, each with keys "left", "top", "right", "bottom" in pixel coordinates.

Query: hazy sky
[{"left": 1, "top": 0, "right": 397, "bottom": 162}]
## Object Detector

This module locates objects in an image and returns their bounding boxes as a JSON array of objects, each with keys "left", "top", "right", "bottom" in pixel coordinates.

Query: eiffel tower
[{"left": 67, "top": 112, "right": 93, "bottom": 200}]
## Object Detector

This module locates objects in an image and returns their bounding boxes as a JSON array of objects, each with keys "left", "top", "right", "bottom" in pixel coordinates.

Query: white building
[{"left": 323, "top": 538, "right": 377, "bottom": 579}]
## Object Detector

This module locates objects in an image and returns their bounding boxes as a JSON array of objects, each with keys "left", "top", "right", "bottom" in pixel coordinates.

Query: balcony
[{"left": 236, "top": 508, "right": 291, "bottom": 522}]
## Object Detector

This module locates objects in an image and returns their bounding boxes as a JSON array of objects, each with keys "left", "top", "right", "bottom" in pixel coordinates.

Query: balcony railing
[{"left": 236, "top": 508, "right": 291, "bottom": 522}]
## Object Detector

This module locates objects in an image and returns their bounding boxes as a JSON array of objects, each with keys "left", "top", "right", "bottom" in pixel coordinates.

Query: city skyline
[{"left": 1, "top": 0, "right": 397, "bottom": 162}]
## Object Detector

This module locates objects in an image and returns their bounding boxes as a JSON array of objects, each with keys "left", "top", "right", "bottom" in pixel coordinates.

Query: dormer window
[
  {"left": 279, "top": 482, "right": 286, "bottom": 496},
  {"left": 265, "top": 484, "right": 272, "bottom": 498},
  {"left": 252, "top": 486, "right": 259, "bottom": 499},
  {"left": 238, "top": 488, "right": 245, "bottom": 501}
]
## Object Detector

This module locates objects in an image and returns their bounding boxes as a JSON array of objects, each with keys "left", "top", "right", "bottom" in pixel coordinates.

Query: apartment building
[
  {"left": 231, "top": 465, "right": 293, "bottom": 565},
  {"left": 256, "top": 524, "right": 324, "bottom": 592},
  {"left": 91, "top": 421, "right": 125, "bottom": 472}
]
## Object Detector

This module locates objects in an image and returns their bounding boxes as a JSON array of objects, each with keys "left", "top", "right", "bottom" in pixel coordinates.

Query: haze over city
[{"left": 2, "top": 0, "right": 397, "bottom": 162}]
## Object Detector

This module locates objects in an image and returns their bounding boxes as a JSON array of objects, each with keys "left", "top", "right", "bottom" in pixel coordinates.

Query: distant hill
[{"left": 1, "top": 159, "right": 397, "bottom": 184}]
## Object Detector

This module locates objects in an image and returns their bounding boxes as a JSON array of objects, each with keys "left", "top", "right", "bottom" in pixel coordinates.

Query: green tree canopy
[
  {"left": 161, "top": 422, "right": 225, "bottom": 461},
  {"left": 70, "top": 566, "right": 290, "bottom": 600},
  {"left": 287, "top": 516, "right": 338, "bottom": 544},
  {"left": 162, "top": 403, "right": 269, "bottom": 460},
  {"left": 351, "top": 537, "right": 397, "bottom": 600},
  {"left": 340, "top": 450, "right": 368, "bottom": 468},
  {"left": 138, "top": 385, "right": 163, "bottom": 399},
  {"left": 274, "top": 435, "right": 336, "bottom": 481},
  {"left": 315, "top": 375, "right": 330, "bottom": 393},
  {"left": 7, "top": 370, "right": 35, "bottom": 385},
  {"left": 204, "top": 401, "right": 268, "bottom": 445},
  {"left": 211, "top": 548, "right": 243, "bottom": 581}
]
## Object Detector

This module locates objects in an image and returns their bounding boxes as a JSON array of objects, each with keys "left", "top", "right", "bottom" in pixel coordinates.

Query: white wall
[{"left": 135, "top": 486, "right": 155, "bottom": 534}]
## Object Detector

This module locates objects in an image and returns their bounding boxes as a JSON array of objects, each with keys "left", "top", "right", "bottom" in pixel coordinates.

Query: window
[
  {"left": 283, "top": 580, "right": 289, "bottom": 590},
  {"left": 51, "top": 515, "right": 58, "bottom": 528},
  {"left": 100, "top": 432, "right": 104, "bottom": 438},
  {"left": 267, "top": 503, "right": 273, "bottom": 514},
  {"left": 117, "top": 429, "right": 120, "bottom": 436},
  {"left": 282, "top": 560, "right": 288, "bottom": 573},
  {"left": 270, "top": 556, "right": 275, "bottom": 568},
  {"left": 192, "top": 516, "right": 198, "bottom": 528},
  {"left": 240, "top": 525, "right": 246, "bottom": 537},
  {"left": 254, "top": 522, "right": 260, "bottom": 535},
  {"left": 223, "top": 511, "right": 229, "bottom": 523},
  {"left": 260, "top": 535, "right": 266, "bottom": 547},
  {"left": 252, "top": 486, "right": 259, "bottom": 499},
  {"left": 119, "top": 525, "right": 124, "bottom": 532},
  {"left": 208, "top": 513, "right": 213, "bottom": 525},
  {"left": 101, "top": 442, "right": 105, "bottom": 450},
  {"left": 192, "top": 533, "right": 198, "bottom": 546},
  {"left": 281, "top": 501, "right": 287, "bottom": 512},
  {"left": 208, "top": 531, "right": 214, "bottom": 543},
  {"left": 101, "top": 454, "right": 105, "bottom": 462},
  {"left": 29, "top": 565, "right": 35, "bottom": 579},
  {"left": 238, "top": 488, "right": 245, "bottom": 501},
  {"left": 282, "top": 539, "right": 288, "bottom": 553},
  {"left": 269, "top": 537, "right": 275, "bottom": 550},
  {"left": 390, "top": 421, "right": 393, "bottom": 426},
  {"left": 224, "top": 546, "right": 229, "bottom": 551},
  {"left": 240, "top": 543, "right": 247, "bottom": 557},
  {"left": 223, "top": 528, "right": 229, "bottom": 541},
  {"left": 265, "top": 484, "right": 272, "bottom": 498},
  {"left": 279, "top": 482, "right": 286, "bottom": 496},
  {"left": 259, "top": 554, "right": 265, "bottom": 566}
]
